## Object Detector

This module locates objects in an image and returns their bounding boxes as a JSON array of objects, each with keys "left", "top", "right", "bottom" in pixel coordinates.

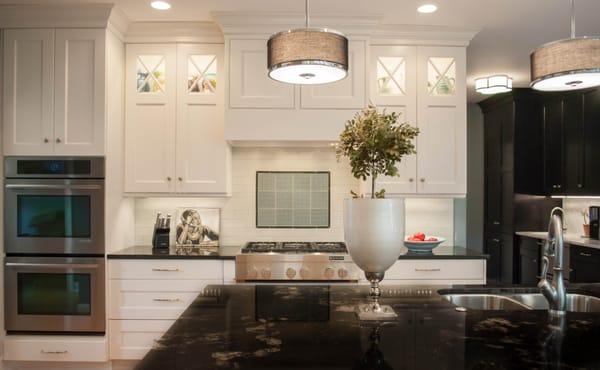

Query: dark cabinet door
[
  {"left": 563, "top": 93, "right": 585, "bottom": 193},
  {"left": 518, "top": 237, "right": 542, "bottom": 285},
  {"left": 570, "top": 246, "right": 600, "bottom": 283},
  {"left": 485, "top": 233, "right": 502, "bottom": 284},
  {"left": 543, "top": 98, "right": 565, "bottom": 194},
  {"left": 485, "top": 107, "right": 504, "bottom": 233},
  {"left": 583, "top": 89, "right": 600, "bottom": 193}
]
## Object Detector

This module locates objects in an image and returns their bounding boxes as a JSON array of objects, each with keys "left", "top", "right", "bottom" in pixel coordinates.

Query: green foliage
[{"left": 336, "top": 104, "right": 419, "bottom": 198}]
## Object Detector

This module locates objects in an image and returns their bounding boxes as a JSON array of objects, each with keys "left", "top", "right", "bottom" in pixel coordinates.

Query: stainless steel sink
[
  {"left": 441, "top": 294, "right": 532, "bottom": 311},
  {"left": 509, "top": 293, "right": 600, "bottom": 313}
]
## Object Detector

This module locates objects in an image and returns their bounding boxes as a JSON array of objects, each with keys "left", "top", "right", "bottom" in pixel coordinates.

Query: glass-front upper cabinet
[
  {"left": 369, "top": 45, "right": 417, "bottom": 107},
  {"left": 178, "top": 44, "right": 221, "bottom": 105}
]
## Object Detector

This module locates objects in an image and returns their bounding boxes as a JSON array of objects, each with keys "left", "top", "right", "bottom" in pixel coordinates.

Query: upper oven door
[
  {"left": 4, "top": 256, "right": 106, "bottom": 334},
  {"left": 4, "top": 179, "right": 105, "bottom": 255}
]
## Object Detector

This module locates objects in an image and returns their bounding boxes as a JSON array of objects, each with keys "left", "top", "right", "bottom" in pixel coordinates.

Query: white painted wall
[{"left": 134, "top": 147, "right": 455, "bottom": 247}]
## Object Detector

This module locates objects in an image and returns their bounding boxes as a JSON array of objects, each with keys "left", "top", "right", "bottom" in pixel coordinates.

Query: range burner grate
[{"left": 242, "top": 241, "right": 347, "bottom": 254}]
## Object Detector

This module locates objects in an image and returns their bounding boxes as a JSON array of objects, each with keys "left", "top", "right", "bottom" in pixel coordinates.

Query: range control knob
[
  {"left": 248, "top": 267, "right": 258, "bottom": 280},
  {"left": 300, "top": 267, "right": 310, "bottom": 279},
  {"left": 324, "top": 267, "right": 335, "bottom": 279},
  {"left": 261, "top": 268, "right": 272, "bottom": 279},
  {"left": 286, "top": 268, "right": 297, "bottom": 279},
  {"left": 338, "top": 268, "right": 349, "bottom": 279}
]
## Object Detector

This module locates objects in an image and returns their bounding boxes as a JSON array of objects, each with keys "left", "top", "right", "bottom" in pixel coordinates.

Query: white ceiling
[{"left": 3, "top": 0, "right": 600, "bottom": 102}]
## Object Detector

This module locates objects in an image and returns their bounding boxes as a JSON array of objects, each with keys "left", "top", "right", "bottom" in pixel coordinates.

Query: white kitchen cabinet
[
  {"left": 54, "top": 29, "right": 106, "bottom": 155},
  {"left": 125, "top": 43, "right": 231, "bottom": 195},
  {"left": 3, "top": 28, "right": 106, "bottom": 155},
  {"left": 4, "top": 335, "right": 108, "bottom": 362},
  {"left": 108, "top": 259, "right": 227, "bottom": 360},
  {"left": 125, "top": 44, "right": 177, "bottom": 193},
  {"left": 384, "top": 259, "right": 486, "bottom": 285},
  {"left": 363, "top": 45, "right": 466, "bottom": 196},
  {"left": 229, "top": 39, "right": 295, "bottom": 109},
  {"left": 300, "top": 40, "right": 366, "bottom": 109},
  {"left": 3, "top": 29, "right": 55, "bottom": 155},
  {"left": 416, "top": 46, "right": 467, "bottom": 195}
]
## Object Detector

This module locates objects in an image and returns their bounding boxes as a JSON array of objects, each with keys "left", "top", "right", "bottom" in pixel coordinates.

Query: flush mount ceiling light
[
  {"left": 150, "top": 1, "right": 171, "bottom": 10},
  {"left": 267, "top": 0, "right": 348, "bottom": 85},
  {"left": 475, "top": 75, "right": 513, "bottom": 95},
  {"left": 530, "top": 0, "right": 600, "bottom": 91},
  {"left": 417, "top": 4, "right": 438, "bottom": 14}
]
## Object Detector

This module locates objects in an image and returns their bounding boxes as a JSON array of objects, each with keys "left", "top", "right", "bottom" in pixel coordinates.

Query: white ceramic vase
[{"left": 343, "top": 198, "right": 405, "bottom": 319}]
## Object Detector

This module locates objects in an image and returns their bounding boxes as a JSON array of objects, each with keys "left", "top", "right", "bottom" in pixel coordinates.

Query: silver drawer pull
[
  {"left": 153, "top": 298, "right": 180, "bottom": 302},
  {"left": 152, "top": 268, "right": 180, "bottom": 272},
  {"left": 493, "top": 221, "right": 500, "bottom": 225},
  {"left": 415, "top": 268, "right": 441, "bottom": 272},
  {"left": 580, "top": 252, "right": 592, "bottom": 257},
  {"left": 41, "top": 350, "right": 68, "bottom": 354}
]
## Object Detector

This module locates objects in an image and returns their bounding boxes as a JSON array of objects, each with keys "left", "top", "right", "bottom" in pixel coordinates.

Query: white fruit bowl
[{"left": 404, "top": 236, "right": 445, "bottom": 252}]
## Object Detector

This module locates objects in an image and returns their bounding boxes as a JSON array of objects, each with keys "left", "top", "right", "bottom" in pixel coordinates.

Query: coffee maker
[{"left": 589, "top": 206, "right": 600, "bottom": 240}]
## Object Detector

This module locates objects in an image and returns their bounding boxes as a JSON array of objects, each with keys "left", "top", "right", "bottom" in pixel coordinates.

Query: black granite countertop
[
  {"left": 134, "top": 283, "right": 600, "bottom": 370},
  {"left": 107, "top": 245, "right": 240, "bottom": 260},
  {"left": 108, "top": 245, "right": 486, "bottom": 260}
]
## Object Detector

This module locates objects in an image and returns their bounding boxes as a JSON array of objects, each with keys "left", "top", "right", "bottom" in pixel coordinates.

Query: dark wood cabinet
[
  {"left": 480, "top": 90, "right": 561, "bottom": 284},
  {"left": 582, "top": 89, "right": 600, "bottom": 194},
  {"left": 542, "top": 97, "right": 565, "bottom": 194},
  {"left": 517, "top": 236, "right": 543, "bottom": 285},
  {"left": 570, "top": 245, "right": 600, "bottom": 283}
]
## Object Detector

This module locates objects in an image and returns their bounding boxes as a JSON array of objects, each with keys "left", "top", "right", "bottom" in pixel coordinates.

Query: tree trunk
[{"left": 371, "top": 174, "right": 376, "bottom": 199}]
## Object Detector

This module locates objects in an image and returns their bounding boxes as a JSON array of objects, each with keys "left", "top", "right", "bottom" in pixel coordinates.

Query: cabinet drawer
[
  {"left": 4, "top": 335, "right": 108, "bottom": 362},
  {"left": 384, "top": 260, "right": 486, "bottom": 284},
  {"left": 109, "top": 259, "right": 223, "bottom": 280},
  {"left": 110, "top": 279, "right": 220, "bottom": 319},
  {"left": 110, "top": 320, "right": 174, "bottom": 360}
]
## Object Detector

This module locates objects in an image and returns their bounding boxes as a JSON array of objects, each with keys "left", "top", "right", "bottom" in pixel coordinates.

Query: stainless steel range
[{"left": 235, "top": 242, "right": 361, "bottom": 282}]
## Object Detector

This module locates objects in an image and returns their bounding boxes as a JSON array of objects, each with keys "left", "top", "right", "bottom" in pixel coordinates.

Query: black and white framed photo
[{"left": 175, "top": 208, "right": 220, "bottom": 248}]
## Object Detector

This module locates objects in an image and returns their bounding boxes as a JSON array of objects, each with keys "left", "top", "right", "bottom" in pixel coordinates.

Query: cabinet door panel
[
  {"left": 125, "top": 44, "right": 176, "bottom": 193},
  {"left": 54, "top": 29, "right": 105, "bottom": 155},
  {"left": 485, "top": 234, "right": 502, "bottom": 284},
  {"left": 229, "top": 39, "right": 294, "bottom": 109},
  {"left": 583, "top": 89, "right": 600, "bottom": 193},
  {"left": 543, "top": 98, "right": 565, "bottom": 194},
  {"left": 416, "top": 46, "right": 466, "bottom": 194},
  {"left": 300, "top": 40, "right": 366, "bottom": 109},
  {"left": 3, "top": 29, "right": 55, "bottom": 155},
  {"left": 370, "top": 45, "right": 417, "bottom": 107},
  {"left": 176, "top": 44, "right": 230, "bottom": 194}
]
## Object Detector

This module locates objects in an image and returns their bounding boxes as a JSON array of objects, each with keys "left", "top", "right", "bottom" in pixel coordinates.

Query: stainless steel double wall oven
[{"left": 4, "top": 157, "right": 106, "bottom": 334}]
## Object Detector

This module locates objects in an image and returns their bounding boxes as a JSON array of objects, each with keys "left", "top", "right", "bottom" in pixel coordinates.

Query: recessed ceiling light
[
  {"left": 151, "top": 1, "right": 171, "bottom": 10},
  {"left": 417, "top": 4, "right": 438, "bottom": 13}
]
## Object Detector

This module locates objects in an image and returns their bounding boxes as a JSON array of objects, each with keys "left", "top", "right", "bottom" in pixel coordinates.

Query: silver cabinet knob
[
  {"left": 409, "top": 178, "right": 414, "bottom": 182},
  {"left": 44, "top": 138, "right": 49, "bottom": 143},
  {"left": 178, "top": 177, "right": 183, "bottom": 181},
  {"left": 56, "top": 138, "right": 61, "bottom": 143},
  {"left": 578, "top": 184, "right": 583, "bottom": 188},
  {"left": 420, "top": 178, "right": 425, "bottom": 182},
  {"left": 167, "top": 177, "right": 172, "bottom": 181}
]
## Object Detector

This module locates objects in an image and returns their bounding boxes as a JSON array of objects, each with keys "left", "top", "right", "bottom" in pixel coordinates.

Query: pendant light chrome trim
[
  {"left": 266, "top": 0, "right": 349, "bottom": 85},
  {"left": 530, "top": 0, "right": 600, "bottom": 91}
]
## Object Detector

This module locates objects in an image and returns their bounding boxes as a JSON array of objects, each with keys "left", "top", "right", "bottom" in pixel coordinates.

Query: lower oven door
[{"left": 4, "top": 256, "right": 105, "bottom": 334}]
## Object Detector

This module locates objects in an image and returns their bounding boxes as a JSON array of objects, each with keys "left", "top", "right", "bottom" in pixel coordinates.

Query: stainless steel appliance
[
  {"left": 4, "top": 157, "right": 104, "bottom": 255},
  {"left": 4, "top": 256, "right": 106, "bottom": 333},
  {"left": 589, "top": 206, "right": 600, "bottom": 240},
  {"left": 4, "top": 157, "right": 106, "bottom": 334},
  {"left": 235, "top": 242, "right": 361, "bottom": 282}
]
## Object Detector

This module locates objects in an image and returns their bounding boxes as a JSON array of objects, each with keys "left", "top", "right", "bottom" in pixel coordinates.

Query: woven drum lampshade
[
  {"left": 531, "top": 37, "right": 600, "bottom": 91},
  {"left": 267, "top": 28, "right": 348, "bottom": 85}
]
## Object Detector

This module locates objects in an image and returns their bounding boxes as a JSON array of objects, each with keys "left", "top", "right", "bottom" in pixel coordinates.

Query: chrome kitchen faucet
[{"left": 538, "top": 207, "right": 567, "bottom": 316}]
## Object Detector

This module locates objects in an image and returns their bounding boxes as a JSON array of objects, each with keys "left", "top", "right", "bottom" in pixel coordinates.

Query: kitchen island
[{"left": 134, "top": 284, "right": 600, "bottom": 369}]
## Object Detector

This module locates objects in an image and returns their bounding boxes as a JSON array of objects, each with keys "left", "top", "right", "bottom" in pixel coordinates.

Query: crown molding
[
  {"left": 211, "top": 11, "right": 382, "bottom": 37},
  {"left": 125, "top": 22, "right": 224, "bottom": 43},
  {"left": 107, "top": 6, "right": 130, "bottom": 42},
  {"left": 0, "top": 3, "right": 114, "bottom": 29},
  {"left": 370, "top": 24, "right": 479, "bottom": 46}
]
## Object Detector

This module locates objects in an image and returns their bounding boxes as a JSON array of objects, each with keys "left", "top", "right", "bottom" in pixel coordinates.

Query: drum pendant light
[
  {"left": 530, "top": 0, "right": 600, "bottom": 91},
  {"left": 267, "top": 0, "right": 348, "bottom": 85}
]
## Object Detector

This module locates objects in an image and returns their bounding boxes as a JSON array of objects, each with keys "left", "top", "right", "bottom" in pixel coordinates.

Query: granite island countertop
[
  {"left": 134, "top": 283, "right": 600, "bottom": 370},
  {"left": 108, "top": 245, "right": 487, "bottom": 260}
]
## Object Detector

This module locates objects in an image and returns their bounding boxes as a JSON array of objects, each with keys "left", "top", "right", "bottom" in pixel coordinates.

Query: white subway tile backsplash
[{"left": 134, "top": 147, "right": 456, "bottom": 247}]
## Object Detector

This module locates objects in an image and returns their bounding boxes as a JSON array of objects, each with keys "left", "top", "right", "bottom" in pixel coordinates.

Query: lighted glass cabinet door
[
  {"left": 175, "top": 44, "right": 230, "bottom": 194},
  {"left": 125, "top": 44, "right": 177, "bottom": 193},
  {"left": 363, "top": 45, "right": 418, "bottom": 195},
  {"left": 416, "top": 46, "right": 467, "bottom": 195}
]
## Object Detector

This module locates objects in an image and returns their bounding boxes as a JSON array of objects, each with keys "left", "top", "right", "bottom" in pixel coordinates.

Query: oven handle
[
  {"left": 5, "top": 184, "right": 102, "bottom": 190},
  {"left": 5, "top": 262, "right": 100, "bottom": 269}
]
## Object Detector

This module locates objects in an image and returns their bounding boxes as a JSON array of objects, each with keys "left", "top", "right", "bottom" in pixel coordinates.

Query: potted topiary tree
[{"left": 336, "top": 104, "right": 418, "bottom": 320}]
